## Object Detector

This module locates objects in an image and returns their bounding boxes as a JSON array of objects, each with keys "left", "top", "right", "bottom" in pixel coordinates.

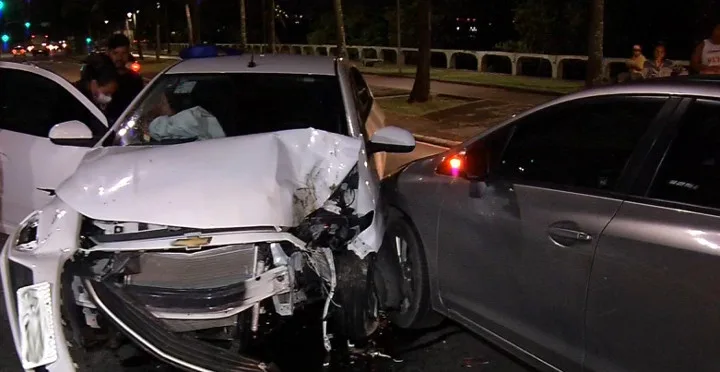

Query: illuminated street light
[
  {"left": 104, "top": 20, "right": 109, "bottom": 24},
  {"left": 127, "top": 12, "right": 133, "bottom": 18}
]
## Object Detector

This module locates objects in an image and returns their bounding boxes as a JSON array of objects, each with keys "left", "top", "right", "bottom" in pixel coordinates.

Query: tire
[
  {"left": 386, "top": 212, "right": 443, "bottom": 330},
  {"left": 332, "top": 252, "right": 379, "bottom": 342}
]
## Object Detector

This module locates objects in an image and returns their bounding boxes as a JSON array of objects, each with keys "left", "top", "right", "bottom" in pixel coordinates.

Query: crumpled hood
[{"left": 56, "top": 129, "right": 363, "bottom": 229}]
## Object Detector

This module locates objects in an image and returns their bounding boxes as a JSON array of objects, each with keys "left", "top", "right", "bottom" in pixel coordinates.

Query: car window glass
[
  {"left": 648, "top": 99, "right": 720, "bottom": 209},
  {"left": 0, "top": 69, "right": 101, "bottom": 137},
  {"left": 113, "top": 73, "right": 347, "bottom": 146},
  {"left": 465, "top": 124, "right": 513, "bottom": 176},
  {"left": 350, "top": 67, "right": 372, "bottom": 122},
  {"left": 496, "top": 96, "right": 666, "bottom": 191}
]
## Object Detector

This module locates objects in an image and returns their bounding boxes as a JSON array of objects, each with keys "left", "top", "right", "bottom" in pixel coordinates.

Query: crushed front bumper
[
  {"left": 1, "top": 225, "right": 270, "bottom": 372},
  {"left": 84, "top": 279, "right": 267, "bottom": 371}
]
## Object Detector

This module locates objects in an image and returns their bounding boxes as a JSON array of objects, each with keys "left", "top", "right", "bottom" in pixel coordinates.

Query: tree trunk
[
  {"left": 333, "top": 0, "right": 347, "bottom": 58},
  {"left": 185, "top": 3, "right": 195, "bottom": 45},
  {"left": 193, "top": 1, "right": 202, "bottom": 44},
  {"left": 269, "top": 0, "right": 276, "bottom": 53},
  {"left": 396, "top": 0, "right": 404, "bottom": 72},
  {"left": 137, "top": 42, "right": 144, "bottom": 60},
  {"left": 155, "top": 21, "right": 161, "bottom": 61},
  {"left": 585, "top": 0, "right": 604, "bottom": 86},
  {"left": 239, "top": 0, "right": 247, "bottom": 50},
  {"left": 261, "top": 0, "right": 267, "bottom": 52},
  {"left": 409, "top": 0, "right": 431, "bottom": 103}
]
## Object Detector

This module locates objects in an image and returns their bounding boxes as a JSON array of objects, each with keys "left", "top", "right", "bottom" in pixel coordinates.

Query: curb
[
  {"left": 413, "top": 134, "right": 461, "bottom": 148},
  {"left": 363, "top": 72, "right": 567, "bottom": 97}
]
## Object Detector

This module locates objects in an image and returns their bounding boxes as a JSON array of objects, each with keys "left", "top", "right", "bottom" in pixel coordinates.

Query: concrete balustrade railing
[{"left": 145, "top": 42, "right": 690, "bottom": 81}]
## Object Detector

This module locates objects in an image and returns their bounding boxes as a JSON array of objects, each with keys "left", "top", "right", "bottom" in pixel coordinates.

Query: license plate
[{"left": 16, "top": 282, "right": 58, "bottom": 369}]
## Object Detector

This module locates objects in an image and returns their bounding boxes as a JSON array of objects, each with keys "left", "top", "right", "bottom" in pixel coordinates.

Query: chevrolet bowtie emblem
[{"left": 171, "top": 236, "right": 212, "bottom": 249}]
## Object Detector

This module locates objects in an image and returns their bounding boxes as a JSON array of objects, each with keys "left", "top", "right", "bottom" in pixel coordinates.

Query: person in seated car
[
  {"left": 139, "top": 90, "right": 226, "bottom": 142},
  {"left": 74, "top": 53, "right": 119, "bottom": 114}
]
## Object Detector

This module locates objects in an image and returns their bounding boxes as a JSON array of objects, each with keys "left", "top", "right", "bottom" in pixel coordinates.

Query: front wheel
[
  {"left": 385, "top": 213, "right": 443, "bottom": 329},
  {"left": 332, "top": 252, "right": 379, "bottom": 342}
]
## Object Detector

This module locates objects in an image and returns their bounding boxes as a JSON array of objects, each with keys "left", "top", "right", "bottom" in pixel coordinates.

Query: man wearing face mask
[
  {"left": 74, "top": 54, "right": 119, "bottom": 114},
  {"left": 104, "top": 33, "right": 145, "bottom": 123}
]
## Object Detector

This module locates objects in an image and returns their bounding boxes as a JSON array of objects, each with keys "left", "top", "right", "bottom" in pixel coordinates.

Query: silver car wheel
[{"left": 395, "top": 235, "right": 414, "bottom": 313}]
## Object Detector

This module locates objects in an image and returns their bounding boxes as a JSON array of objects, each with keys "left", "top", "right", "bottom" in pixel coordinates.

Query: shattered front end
[{"left": 59, "top": 166, "right": 379, "bottom": 371}]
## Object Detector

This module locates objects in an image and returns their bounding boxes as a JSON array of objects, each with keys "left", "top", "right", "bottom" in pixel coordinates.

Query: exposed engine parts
[{"left": 59, "top": 164, "right": 378, "bottom": 368}]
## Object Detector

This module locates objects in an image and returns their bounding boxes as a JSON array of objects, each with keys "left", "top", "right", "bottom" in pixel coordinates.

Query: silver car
[{"left": 381, "top": 77, "right": 720, "bottom": 372}]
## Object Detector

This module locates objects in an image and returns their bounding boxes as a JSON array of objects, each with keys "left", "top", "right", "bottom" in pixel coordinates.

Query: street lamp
[
  {"left": 104, "top": 20, "right": 109, "bottom": 24},
  {"left": 127, "top": 12, "right": 132, "bottom": 19}
]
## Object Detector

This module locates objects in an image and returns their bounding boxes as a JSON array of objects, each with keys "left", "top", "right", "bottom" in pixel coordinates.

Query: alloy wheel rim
[{"left": 395, "top": 235, "right": 414, "bottom": 313}]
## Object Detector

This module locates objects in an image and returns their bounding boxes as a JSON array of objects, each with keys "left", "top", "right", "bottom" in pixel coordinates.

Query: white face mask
[{"left": 95, "top": 93, "right": 113, "bottom": 105}]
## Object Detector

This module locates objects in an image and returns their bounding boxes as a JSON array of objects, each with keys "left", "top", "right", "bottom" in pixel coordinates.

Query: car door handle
[{"left": 548, "top": 227, "right": 592, "bottom": 242}]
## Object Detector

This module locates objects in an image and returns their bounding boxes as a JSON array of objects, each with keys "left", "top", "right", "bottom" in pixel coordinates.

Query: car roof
[
  {"left": 564, "top": 75, "right": 720, "bottom": 101},
  {"left": 165, "top": 54, "right": 339, "bottom": 76},
  {"left": 521, "top": 75, "right": 720, "bottom": 117},
  {"left": 469, "top": 75, "right": 720, "bottom": 145}
]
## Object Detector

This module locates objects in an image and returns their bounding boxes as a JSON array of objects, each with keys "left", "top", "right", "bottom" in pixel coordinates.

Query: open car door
[{"left": 0, "top": 62, "right": 108, "bottom": 233}]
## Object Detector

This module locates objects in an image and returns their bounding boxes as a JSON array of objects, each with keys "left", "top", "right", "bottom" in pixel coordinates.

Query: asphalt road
[{"left": 0, "top": 60, "right": 535, "bottom": 372}]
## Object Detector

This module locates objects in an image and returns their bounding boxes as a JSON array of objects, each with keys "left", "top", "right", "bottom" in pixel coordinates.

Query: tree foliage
[
  {"left": 308, "top": 2, "right": 391, "bottom": 46},
  {"left": 509, "top": 0, "right": 588, "bottom": 54}
]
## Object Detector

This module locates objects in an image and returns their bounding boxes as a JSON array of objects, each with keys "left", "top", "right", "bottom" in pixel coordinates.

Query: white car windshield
[{"left": 111, "top": 73, "right": 347, "bottom": 146}]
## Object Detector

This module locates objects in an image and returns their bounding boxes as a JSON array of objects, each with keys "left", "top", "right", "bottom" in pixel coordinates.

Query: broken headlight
[
  {"left": 12, "top": 211, "right": 40, "bottom": 252},
  {"left": 292, "top": 165, "right": 374, "bottom": 251}
]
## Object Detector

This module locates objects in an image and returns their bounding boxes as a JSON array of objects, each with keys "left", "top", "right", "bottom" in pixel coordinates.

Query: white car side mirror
[
  {"left": 367, "top": 126, "right": 416, "bottom": 154},
  {"left": 49, "top": 120, "right": 94, "bottom": 146}
]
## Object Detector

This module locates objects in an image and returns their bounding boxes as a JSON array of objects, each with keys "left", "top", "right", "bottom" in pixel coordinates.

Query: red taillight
[
  {"left": 436, "top": 151, "right": 466, "bottom": 177},
  {"left": 449, "top": 157, "right": 462, "bottom": 170},
  {"left": 130, "top": 62, "right": 141, "bottom": 72}
]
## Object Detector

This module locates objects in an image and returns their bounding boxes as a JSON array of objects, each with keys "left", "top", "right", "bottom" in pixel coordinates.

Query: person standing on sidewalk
[
  {"left": 618, "top": 45, "right": 647, "bottom": 82},
  {"left": 691, "top": 23, "right": 720, "bottom": 75},
  {"left": 643, "top": 44, "right": 684, "bottom": 78},
  {"left": 104, "top": 33, "right": 145, "bottom": 123}
]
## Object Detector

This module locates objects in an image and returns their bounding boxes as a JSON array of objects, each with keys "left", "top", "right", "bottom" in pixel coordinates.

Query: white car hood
[{"left": 56, "top": 129, "right": 363, "bottom": 229}]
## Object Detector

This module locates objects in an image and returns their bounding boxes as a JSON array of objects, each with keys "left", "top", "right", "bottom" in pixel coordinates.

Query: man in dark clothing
[{"left": 103, "top": 34, "right": 144, "bottom": 123}]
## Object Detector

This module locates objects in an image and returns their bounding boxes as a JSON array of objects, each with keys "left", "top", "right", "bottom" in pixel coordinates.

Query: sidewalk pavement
[{"left": 368, "top": 75, "right": 554, "bottom": 147}]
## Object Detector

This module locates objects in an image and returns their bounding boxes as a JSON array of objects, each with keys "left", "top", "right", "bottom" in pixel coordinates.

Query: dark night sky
[{"left": 1, "top": 0, "right": 718, "bottom": 59}]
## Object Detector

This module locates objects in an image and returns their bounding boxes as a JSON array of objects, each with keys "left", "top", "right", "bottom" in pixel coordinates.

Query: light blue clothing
[{"left": 148, "top": 106, "right": 226, "bottom": 141}]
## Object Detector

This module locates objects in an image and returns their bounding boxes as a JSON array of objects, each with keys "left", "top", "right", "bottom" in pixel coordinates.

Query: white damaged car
[{"left": 0, "top": 48, "right": 414, "bottom": 371}]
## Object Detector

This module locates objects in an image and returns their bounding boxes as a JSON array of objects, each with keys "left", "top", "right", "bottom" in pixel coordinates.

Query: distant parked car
[
  {"left": 383, "top": 76, "right": 720, "bottom": 372},
  {"left": 11, "top": 45, "right": 26, "bottom": 56}
]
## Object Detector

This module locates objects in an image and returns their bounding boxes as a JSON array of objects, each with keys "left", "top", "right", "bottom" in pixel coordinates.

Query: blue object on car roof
[{"left": 179, "top": 45, "right": 243, "bottom": 59}]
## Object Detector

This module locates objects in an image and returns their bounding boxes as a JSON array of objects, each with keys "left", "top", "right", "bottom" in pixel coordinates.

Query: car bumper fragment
[{"left": 84, "top": 279, "right": 269, "bottom": 372}]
